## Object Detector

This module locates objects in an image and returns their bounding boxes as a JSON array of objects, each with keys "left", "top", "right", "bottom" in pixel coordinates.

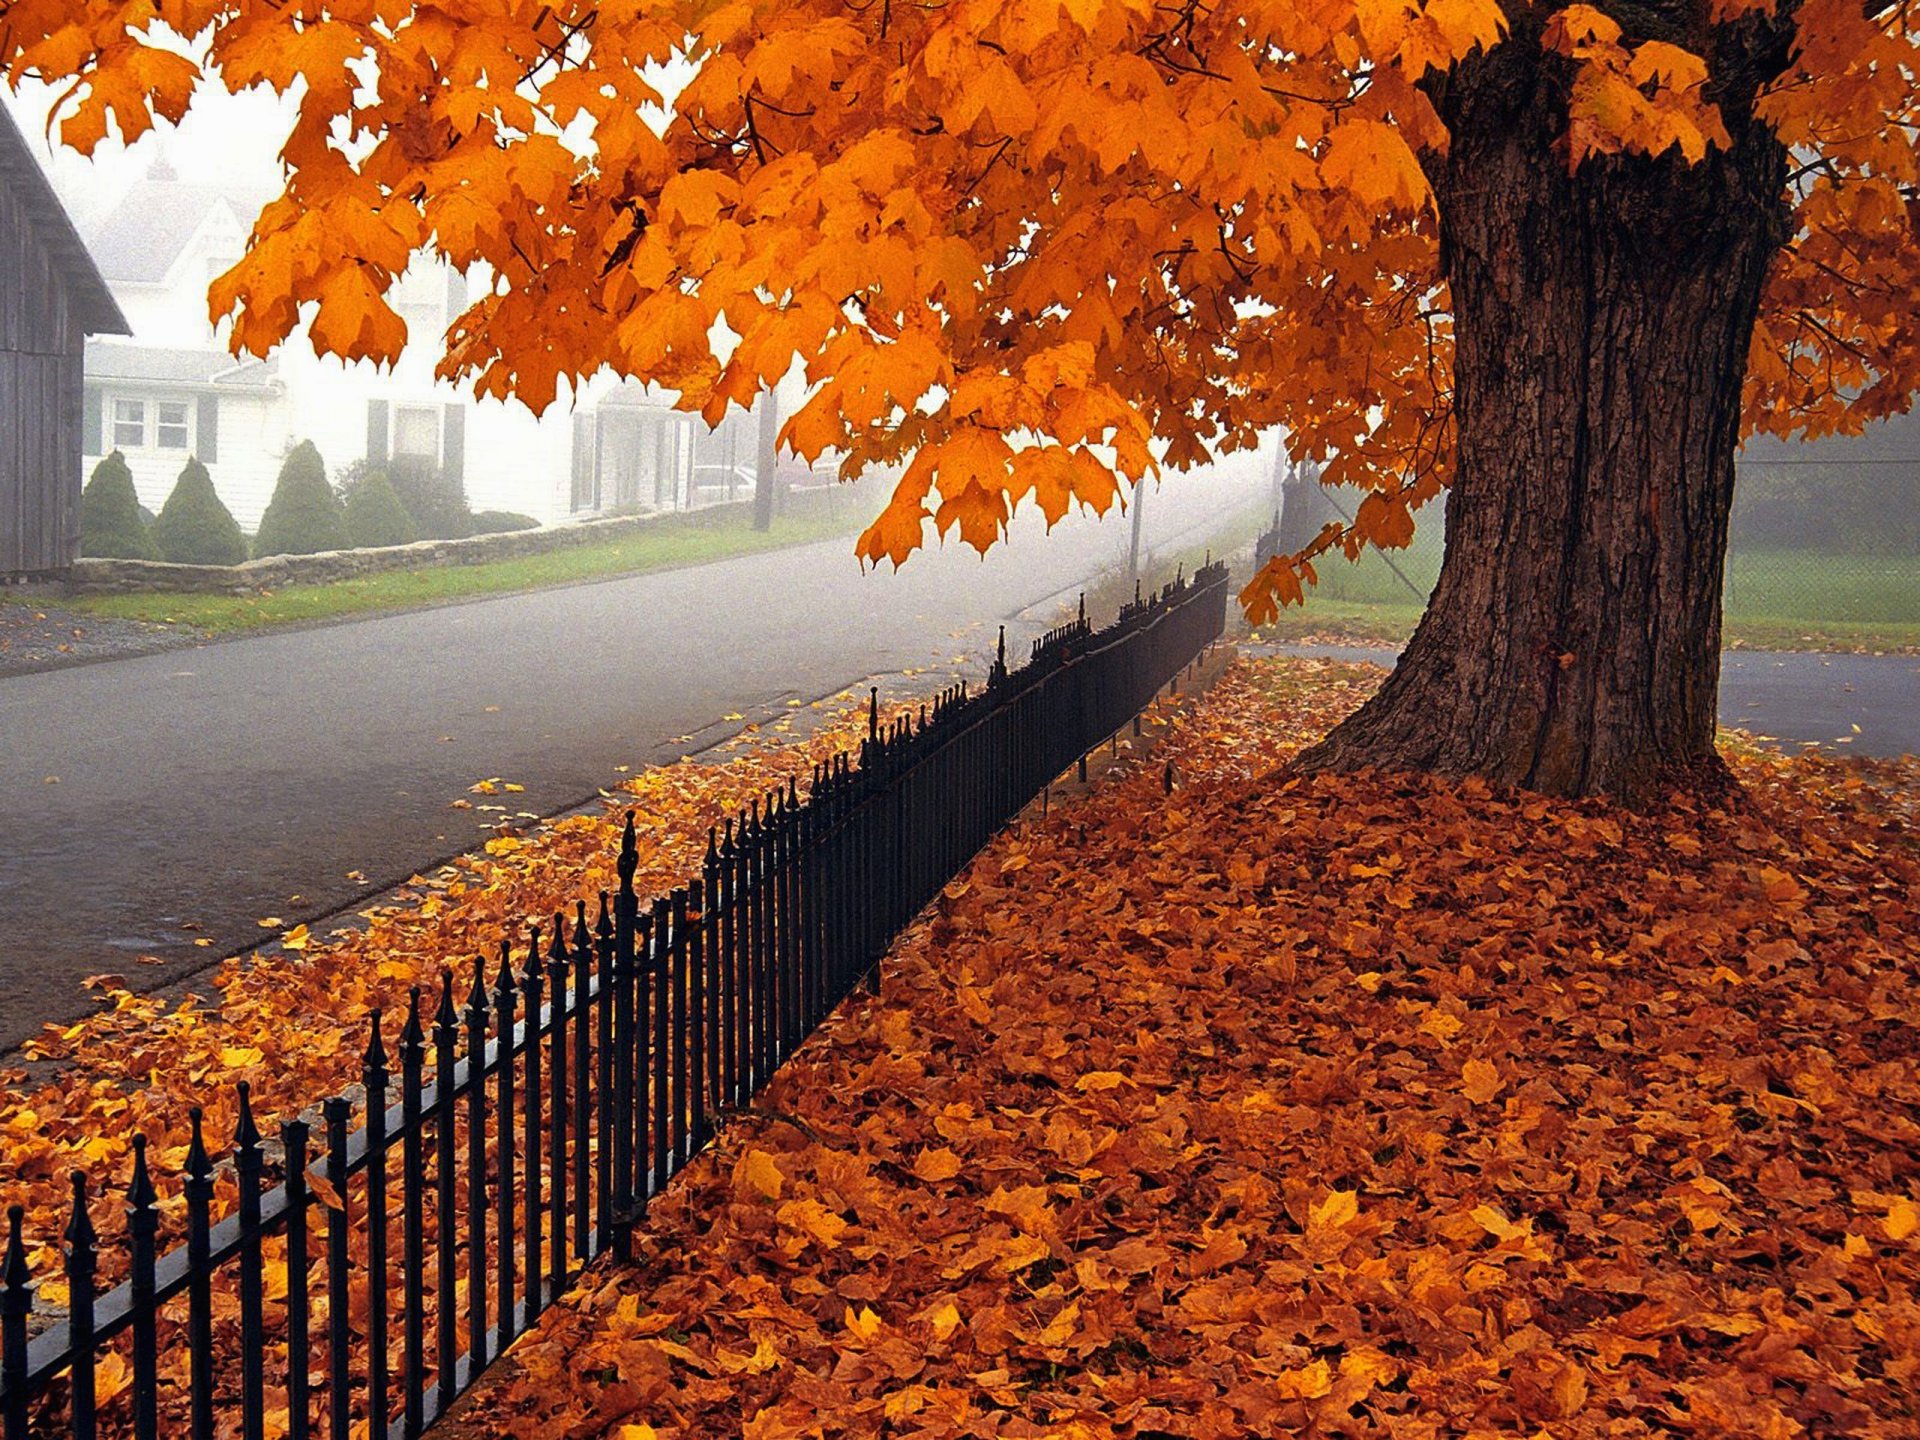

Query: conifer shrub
[
  {"left": 152, "top": 457, "right": 248, "bottom": 566},
  {"left": 79, "top": 451, "right": 158, "bottom": 560},
  {"left": 385, "top": 453, "right": 474, "bottom": 539},
  {"left": 343, "top": 468, "right": 419, "bottom": 549},
  {"left": 253, "top": 441, "right": 349, "bottom": 557},
  {"left": 469, "top": 510, "right": 540, "bottom": 535}
]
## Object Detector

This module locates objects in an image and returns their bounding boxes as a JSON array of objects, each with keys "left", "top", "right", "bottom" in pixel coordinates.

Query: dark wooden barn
[{"left": 0, "top": 101, "right": 129, "bottom": 577}]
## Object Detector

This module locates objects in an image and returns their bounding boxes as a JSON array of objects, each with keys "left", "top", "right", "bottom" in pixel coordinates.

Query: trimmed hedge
[
  {"left": 254, "top": 441, "right": 350, "bottom": 557},
  {"left": 344, "top": 469, "right": 419, "bottom": 549},
  {"left": 469, "top": 510, "right": 540, "bottom": 535},
  {"left": 80, "top": 451, "right": 158, "bottom": 560},
  {"left": 152, "top": 458, "right": 249, "bottom": 566}
]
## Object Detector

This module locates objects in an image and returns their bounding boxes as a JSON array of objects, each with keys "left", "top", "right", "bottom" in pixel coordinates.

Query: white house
[{"left": 74, "top": 154, "right": 768, "bottom": 533}]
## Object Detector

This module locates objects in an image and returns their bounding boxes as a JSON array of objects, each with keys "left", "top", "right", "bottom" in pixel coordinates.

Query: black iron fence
[{"left": 1, "top": 561, "right": 1230, "bottom": 1440}]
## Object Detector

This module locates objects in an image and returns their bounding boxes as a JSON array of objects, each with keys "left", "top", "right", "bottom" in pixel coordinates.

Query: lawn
[
  {"left": 23, "top": 499, "right": 868, "bottom": 636},
  {"left": 1253, "top": 530, "right": 1920, "bottom": 652}
]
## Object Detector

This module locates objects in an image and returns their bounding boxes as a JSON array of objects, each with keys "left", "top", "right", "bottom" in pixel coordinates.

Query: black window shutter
[
  {"left": 442, "top": 403, "right": 465, "bottom": 482},
  {"left": 196, "top": 395, "right": 219, "bottom": 463},
  {"left": 367, "top": 399, "right": 389, "bottom": 465},
  {"left": 83, "top": 385, "right": 103, "bottom": 454}
]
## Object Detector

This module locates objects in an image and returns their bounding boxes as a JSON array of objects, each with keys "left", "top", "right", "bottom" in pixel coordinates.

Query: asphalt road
[
  {"left": 1266, "top": 642, "right": 1920, "bottom": 758},
  {"left": 0, "top": 469, "right": 1261, "bottom": 1050}
]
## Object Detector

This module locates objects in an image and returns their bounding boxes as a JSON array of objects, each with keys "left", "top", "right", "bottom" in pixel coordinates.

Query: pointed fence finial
[
  {"left": 436, "top": 968, "right": 459, "bottom": 1031},
  {"left": 4, "top": 1204, "right": 27, "bottom": 1294},
  {"left": 185, "top": 1106, "right": 212, "bottom": 1186},
  {"left": 1078, "top": 592, "right": 1086, "bottom": 624},
  {"left": 618, "top": 811, "right": 639, "bottom": 887},
  {"left": 574, "top": 900, "right": 591, "bottom": 952},
  {"left": 495, "top": 938, "right": 517, "bottom": 995},
  {"left": 127, "top": 1134, "right": 156, "bottom": 1212},
  {"left": 400, "top": 987, "right": 424, "bottom": 1053},
  {"left": 364, "top": 1008, "right": 389, "bottom": 1082},
  {"left": 66, "top": 1171, "right": 96, "bottom": 1257},
  {"left": 869, "top": 686, "right": 880, "bottom": 740},
  {"left": 234, "top": 1080, "right": 261, "bottom": 1153}
]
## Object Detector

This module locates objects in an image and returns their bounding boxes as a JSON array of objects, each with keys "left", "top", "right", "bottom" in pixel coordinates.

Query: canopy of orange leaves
[{"left": 443, "top": 657, "right": 1920, "bottom": 1440}]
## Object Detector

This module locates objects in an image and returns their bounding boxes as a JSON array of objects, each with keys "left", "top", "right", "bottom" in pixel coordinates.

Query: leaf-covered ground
[
  {"left": 0, "top": 692, "right": 894, "bottom": 1288},
  {"left": 448, "top": 655, "right": 1920, "bottom": 1440}
]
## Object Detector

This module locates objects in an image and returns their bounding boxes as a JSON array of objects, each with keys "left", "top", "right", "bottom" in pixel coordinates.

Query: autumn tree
[{"left": 8, "top": 0, "right": 1916, "bottom": 799}]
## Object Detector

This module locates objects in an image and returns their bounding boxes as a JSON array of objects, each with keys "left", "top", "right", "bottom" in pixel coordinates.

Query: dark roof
[
  {"left": 0, "top": 102, "right": 129, "bottom": 335},
  {"left": 82, "top": 176, "right": 271, "bottom": 284},
  {"left": 85, "top": 339, "right": 280, "bottom": 390}
]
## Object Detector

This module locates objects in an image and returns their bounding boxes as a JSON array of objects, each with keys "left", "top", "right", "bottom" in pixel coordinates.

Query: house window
[
  {"left": 156, "top": 400, "right": 191, "bottom": 451},
  {"left": 112, "top": 398, "right": 147, "bottom": 450},
  {"left": 391, "top": 266, "right": 447, "bottom": 340},
  {"left": 392, "top": 404, "right": 441, "bottom": 461}
]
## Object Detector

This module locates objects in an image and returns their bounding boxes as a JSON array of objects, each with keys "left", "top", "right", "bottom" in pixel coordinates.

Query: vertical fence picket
[
  {"left": 571, "top": 903, "right": 593, "bottom": 1264},
  {"left": 65, "top": 1174, "right": 98, "bottom": 1440},
  {"left": 703, "top": 844, "right": 723, "bottom": 1131},
  {"left": 784, "top": 777, "right": 803, "bottom": 1037},
  {"left": 633, "top": 911, "right": 654, "bottom": 1215},
  {"left": 398, "top": 992, "right": 427, "bottom": 1439},
  {"left": 284, "top": 1118, "right": 313, "bottom": 1440},
  {"left": 546, "top": 919, "right": 569, "bottom": 1296},
  {"left": 491, "top": 946, "right": 516, "bottom": 1357},
  {"left": 595, "top": 892, "right": 618, "bottom": 1258},
  {"left": 611, "top": 821, "right": 637, "bottom": 1254},
  {"left": 669, "top": 889, "right": 690, "bottom": 1168},
  {"left": 743, "top": 803, "right": 764, "bottom": 1095},
  {"left": 463, "top": 968, "right": 490, "bottom": 1378},
  {"left": 126, "top": 1135, "right": 159, "bottom": 1440},
  {"left": 433, "top": 974, "right": 460, "bottom": 1418},
  {"left": 651, "top": 896, "right": 671, "bottom": 1197},
  {"left": 323, "top": 1099, "right": 352, "bottom": 1440},
  {"left": 363, "top": 1013, "right": 391, "bottom": 1439},
  {"left": 1, "top": 1208, "right": 28, "bottom": 1440},
  {"left": 719, "top": 822, "right": 739, "bottom": 1109},
  {"left": 519, "top": 929, "right": 543, "bottom": 1318},
  {"left": 183, "top": 1108, "right": 215, "bottom": 1440},
  {"left": 687, "top": 878, "right": 707, "bottom": 1153},
  {"left": 236, "top": 1083, "right": 267, "bottom": 1440}
]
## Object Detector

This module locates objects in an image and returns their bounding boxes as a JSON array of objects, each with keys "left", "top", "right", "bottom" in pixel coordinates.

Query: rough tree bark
[{"left": 1299, "top": 34, "right": 1791, "bottom": 805}]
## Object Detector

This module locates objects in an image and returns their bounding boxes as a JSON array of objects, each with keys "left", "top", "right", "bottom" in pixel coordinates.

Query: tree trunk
[{"left": 1299, "top": 43, "right": 1789, "bottom": 805}]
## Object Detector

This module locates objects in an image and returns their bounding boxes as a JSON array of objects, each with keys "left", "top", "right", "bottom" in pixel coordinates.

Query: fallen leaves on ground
[
  {"left": 447, "top": 655, "right": 1919, "bottom": 1440},
  {"left": 0, "top": 691, "right": 893, "bottom": 1290}
]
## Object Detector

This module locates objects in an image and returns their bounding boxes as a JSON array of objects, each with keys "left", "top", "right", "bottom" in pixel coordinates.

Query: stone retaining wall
[{"left": 63, "top": 502, "right": 755, "bottom": 596}]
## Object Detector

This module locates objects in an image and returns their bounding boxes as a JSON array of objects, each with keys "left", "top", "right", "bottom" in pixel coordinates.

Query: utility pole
[
  {"left": 1126, "top": 477, "right": 1146, "bottom": 588},
  {"left": 752, "top": 389, "right": 779, "bottom": 531}
]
